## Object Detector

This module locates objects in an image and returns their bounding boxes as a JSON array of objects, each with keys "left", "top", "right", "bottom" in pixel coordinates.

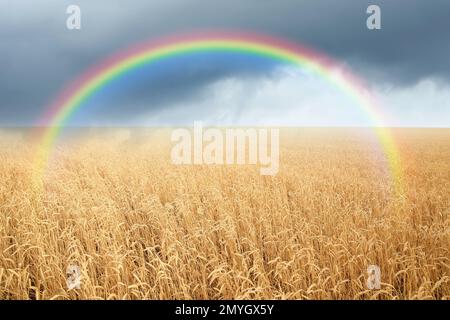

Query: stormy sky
[{"left": 0, "top": 0, "right": 449, "bottom": 127}]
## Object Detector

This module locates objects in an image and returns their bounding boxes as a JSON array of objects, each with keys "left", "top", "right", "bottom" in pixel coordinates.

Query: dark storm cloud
[{"left": 0, "top": 0, "right": 449, "bottom": 125}]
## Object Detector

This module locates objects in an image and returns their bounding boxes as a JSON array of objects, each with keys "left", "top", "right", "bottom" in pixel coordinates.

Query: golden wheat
[{"left": 0, "top": 128, "right": 448, "bottom": 299}]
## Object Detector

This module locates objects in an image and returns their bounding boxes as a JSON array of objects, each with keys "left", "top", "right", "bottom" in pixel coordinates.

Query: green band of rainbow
[{"left": 34, "top": 31, "right": 404, "bottom": 194}]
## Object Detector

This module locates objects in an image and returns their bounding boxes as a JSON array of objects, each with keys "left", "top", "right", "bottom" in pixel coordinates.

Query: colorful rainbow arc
[{"left": 34, "top": 31, "right": 404, "bottom": 194}]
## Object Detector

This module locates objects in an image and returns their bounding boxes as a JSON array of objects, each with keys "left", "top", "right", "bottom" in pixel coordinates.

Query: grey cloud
[{"left": 0, "top": 0, "right": 449, "bottom": 125}]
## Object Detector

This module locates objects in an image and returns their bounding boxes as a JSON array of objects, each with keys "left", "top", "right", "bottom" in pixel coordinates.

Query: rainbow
[{"left": 34, "top": 31, "right": 403, "bottom": 193}]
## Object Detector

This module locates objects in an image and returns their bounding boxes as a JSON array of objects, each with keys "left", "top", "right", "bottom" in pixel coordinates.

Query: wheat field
[{"left": 0, "top": 128, "right": 448, "bottom": 300}]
